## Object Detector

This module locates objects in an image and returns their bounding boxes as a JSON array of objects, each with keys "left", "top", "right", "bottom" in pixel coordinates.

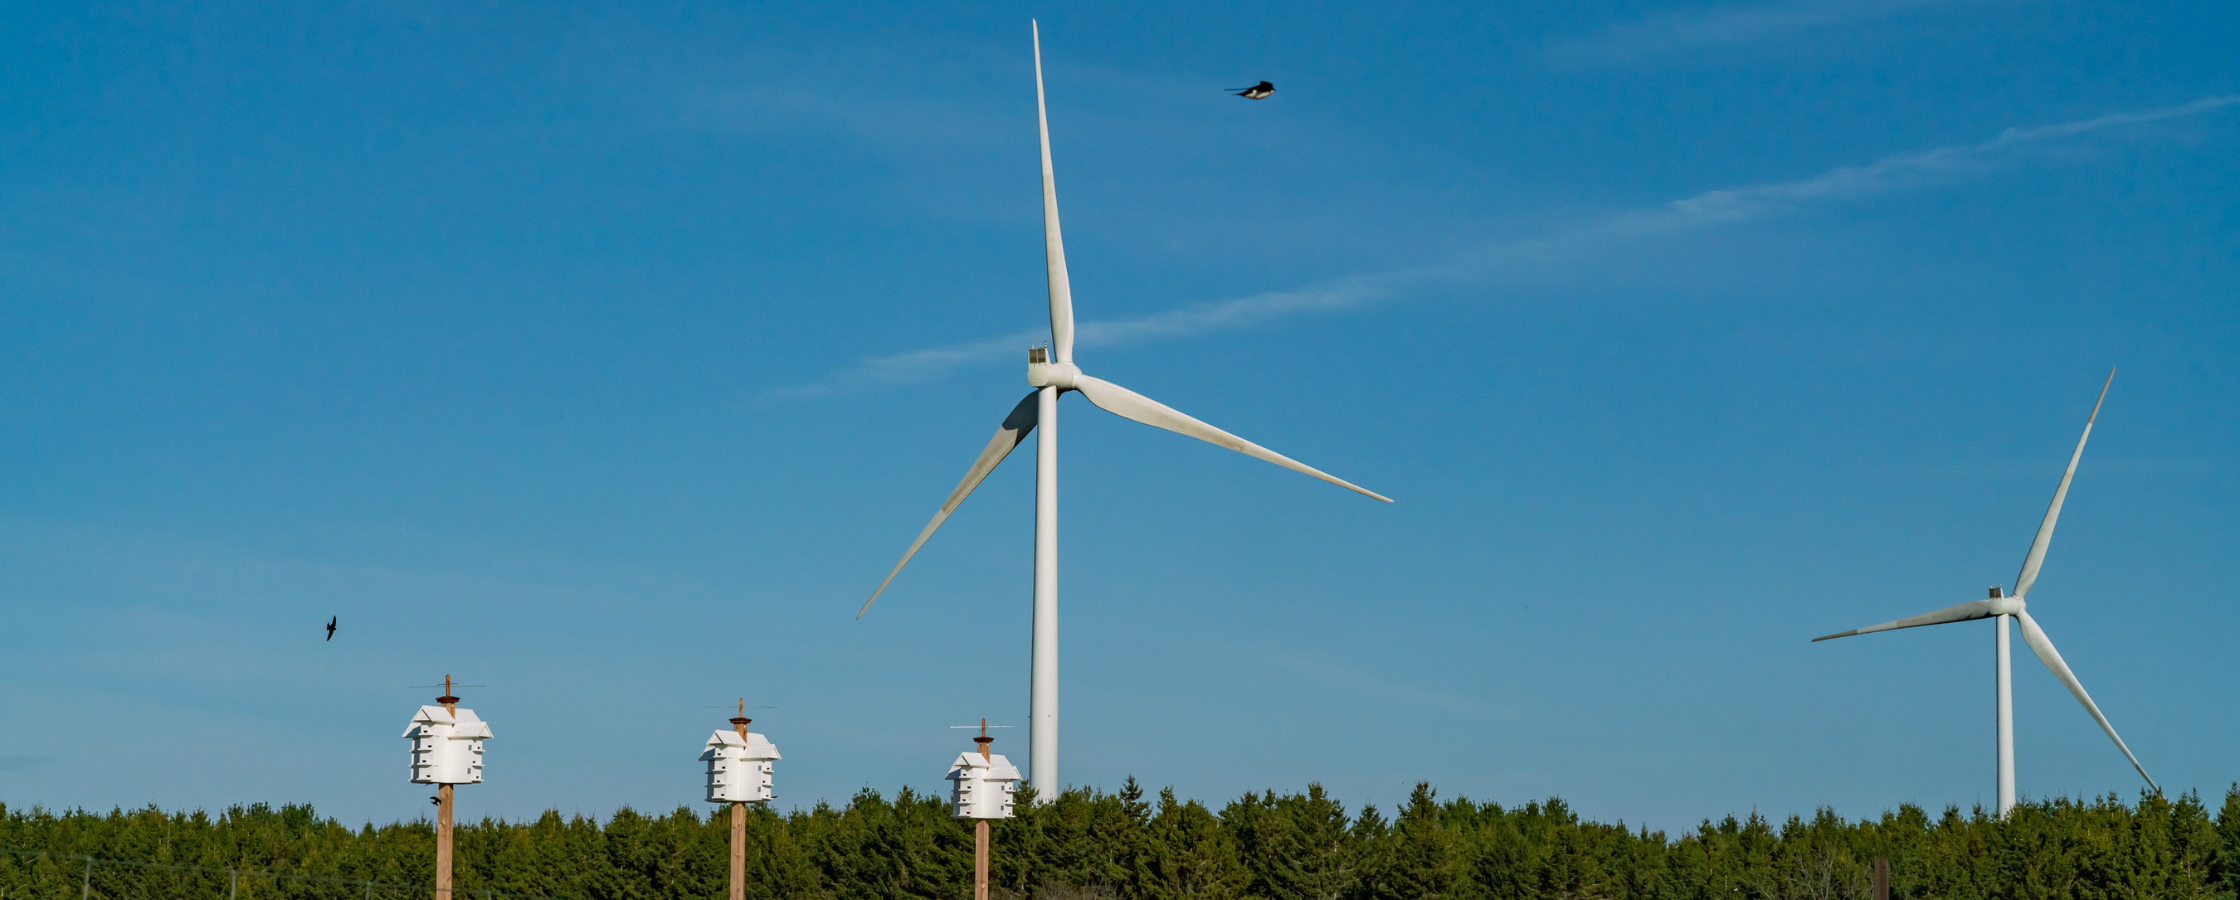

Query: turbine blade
[
  {"left": 2015, "top": 610, "right": 2158, "bottom": 792},
  {"left": 1070, "top": 373, "right": 1391, "bottom": 502},
  {"left": 1810, "top": 599, "right": 1998, "bottom": 642},
  {"left": 858, "top": 392, "right": 1041, "bottom": 618},
  {"left": 1032, "top": 21, "right": 1076, "bottom": 363},
  {"left": 2014, "top": 370, "right": 2113, "bottom": 599}
]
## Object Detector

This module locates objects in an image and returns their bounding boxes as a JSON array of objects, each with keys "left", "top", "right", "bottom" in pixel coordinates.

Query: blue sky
[{"left": 2, "top": 0, "right": 2235, "bottom": 834}]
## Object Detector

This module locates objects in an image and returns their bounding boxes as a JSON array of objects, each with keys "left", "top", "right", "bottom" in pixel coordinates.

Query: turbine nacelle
[{"left": 1026, "top": 348, "right": 1083, "bottom": 389}]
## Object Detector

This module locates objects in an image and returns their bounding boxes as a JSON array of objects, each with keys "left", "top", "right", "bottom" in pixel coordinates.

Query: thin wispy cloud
[
  {"left": 687, "top": 85, "right": 1010, "bottom": 152},
  {"left": 0, "top": 756, "right": 52, "bottom": 773},
  {"left": 763, "top": 97, "right": 2239, "bottom": 401},
  {"left": 758, "top": 272, "right": 1435, "bottom": 401},
  {"left": 1595, "top": 95, "right": 2240, "bottom": 237},
  {"left": 1546, "top": 0, "right": 1981, "bottom": 66}
]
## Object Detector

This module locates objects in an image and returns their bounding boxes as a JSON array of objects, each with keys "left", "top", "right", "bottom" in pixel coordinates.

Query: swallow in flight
[
  {"left": 1230, "top": 81, "right": 1274, "bottom": 99},
  {"left": 325, "top": 616, "right": 337, "bottom": 641}
]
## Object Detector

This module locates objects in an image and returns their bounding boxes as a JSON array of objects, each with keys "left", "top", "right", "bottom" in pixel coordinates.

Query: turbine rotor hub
[
  {"left": 1987, "top": 595, "right": 2026, "bottom": 616},
  {"left": 1027, "top": 349, "right": 1081, "bottom": 389}
]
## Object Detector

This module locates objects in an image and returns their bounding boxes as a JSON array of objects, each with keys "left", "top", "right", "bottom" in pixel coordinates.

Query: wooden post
[
  {"left": 435, "top": 677, "right": 461, "bottom": 900},
  {"left": 971, "top": 719, "right": 996, "bottom": 900},
  {"left": 731, "top": 801, "right": 747, "bottom": 900},
  {"left": 728, "top": 702, "right": 755, "bottom": 900},
  {"left": 974, "top": 819, "right": 990, "bottom": 900},
  {"left": 1873, "top": 856, "right": 1889, "bottom": 900},
  {"left": 437, "top": 783, "right": 455, "bottom": 899}
]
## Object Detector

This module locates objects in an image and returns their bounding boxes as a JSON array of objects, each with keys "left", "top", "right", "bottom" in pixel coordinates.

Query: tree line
[{"left": 5, "top": 781, "right": 2237, "bottom": 899}]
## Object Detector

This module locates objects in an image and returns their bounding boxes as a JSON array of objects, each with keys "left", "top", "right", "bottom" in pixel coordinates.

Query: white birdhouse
[
  {"left": 402, "top": 704, "right": 492, "bottom": 785},
  {"left": 946, "top": 744, "right": 1022, "bottom": 820},
  {"left": 702, "top": 727, "right": 781, "bottom": 803}
]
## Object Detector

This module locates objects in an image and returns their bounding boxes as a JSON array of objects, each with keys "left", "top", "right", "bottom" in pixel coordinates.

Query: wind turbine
[
  {"left": 856, "top": 23, "right": 1391, "bottom": 793},
  {"left": 1812, "top": 371, "right": 2154, "bottom": 816}
]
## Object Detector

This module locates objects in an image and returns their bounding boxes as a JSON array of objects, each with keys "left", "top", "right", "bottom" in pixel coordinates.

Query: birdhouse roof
[
  {"left": 946, "top": 751, "right": 1021, "bottom": 781},
  {"left": 704, "top": 730, "right": 781, "bottom": 759},
  {"left": 401, "top": 705, "right": 492, "bottom": 739},
  {"left": 450, "top": 708, "right": 492, "bottom": 739},
  {"left": 401, "top": 705, "right": 451, "bottom": 736}
]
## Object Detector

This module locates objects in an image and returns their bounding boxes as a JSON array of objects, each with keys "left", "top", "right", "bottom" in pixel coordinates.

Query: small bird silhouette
[
  {"left": 325, "top": 616, "right": 337, "bottom": 641},
  {"left": 1229, "top": 81, "right": 1274, "bottom": 99},
  {"left": 430, "top": 796, "right": 440, "bottom": 806}
]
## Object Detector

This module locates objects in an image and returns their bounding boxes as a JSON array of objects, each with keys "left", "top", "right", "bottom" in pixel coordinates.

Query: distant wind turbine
[
  {"left": 1813, "top": 371, "right": 2154, "bottom": 816},
  {"left": 857, "top": 22, "right": 1390, "bottom": 793}
]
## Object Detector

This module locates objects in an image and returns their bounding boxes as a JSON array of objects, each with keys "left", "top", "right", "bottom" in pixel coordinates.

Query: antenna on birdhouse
[
  {"left": 950, "top": 720, "right": 1016, "bottom": 760},
  {"left": 700, "top": 700, "right": 778, "bottom": 739},
  {"left": 409, "top": 677, "right": 485, "bottom": 716}
]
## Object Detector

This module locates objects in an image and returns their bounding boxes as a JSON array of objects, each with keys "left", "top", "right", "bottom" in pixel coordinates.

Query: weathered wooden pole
[
  {"left": 730, "top": 708, "right": 751, "bottom": 900},
  {"left": 974, "top": 818, "right": 991, "bottom": 900},
  {"left": 436, "top": 679, "right": 459, "bottom": 900},
  {"left": 974, "top": 730, "right": 993, "bottom": 900},
  {"left": 734, "top": 801, "right": 752, "bottom": 900},
  {"left": 730, "top": 798, "right": 747, "bottom": 900},
  {"left": 436, "top": 782, "right": 455, "bottom": 899},
  {"left": 1873, "top": 857, "right": 1889, "bottom": 900}
]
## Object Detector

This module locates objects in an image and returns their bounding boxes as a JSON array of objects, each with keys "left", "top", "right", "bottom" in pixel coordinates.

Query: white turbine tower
[
  {"left": 1813, "top": 371, "right": 2155, "bottom": 816},
  {"left": 857, "top": 23, "right": 1391, "bottom": 793}
]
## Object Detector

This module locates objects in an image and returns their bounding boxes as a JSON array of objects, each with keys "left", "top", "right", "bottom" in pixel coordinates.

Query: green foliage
[{"left": 1, "top": 785, "right": 2230, "bottom": 899}]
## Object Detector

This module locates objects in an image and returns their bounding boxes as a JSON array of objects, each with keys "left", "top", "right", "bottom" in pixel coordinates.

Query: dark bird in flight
[
  {"left": 430, "top": 796, "right": 440, "bottom": 806},
  {"left": 1230, "top": 81, "right": 1275, "bottom": 99},
  {"left": 325, "top": 616, "right": 337, "bottom": 641}
]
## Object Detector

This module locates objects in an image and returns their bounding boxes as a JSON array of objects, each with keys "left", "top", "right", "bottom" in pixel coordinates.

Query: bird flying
[
  {"left": 1230, "top": 81, "right": 1274, "bottom": 99},
  {"left": 325, "top": 616, "right": 336, "bottom": 641}
]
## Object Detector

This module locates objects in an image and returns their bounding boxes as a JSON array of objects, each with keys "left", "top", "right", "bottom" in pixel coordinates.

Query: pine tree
[
  {"left": 1371, "top": 783, "right": 1458, "bottom": 900},
  {"left": 1135, "top": 787, "right": 1249, "bottom": 900},
  {"left": 1225, "top": 784, "right": 1366, "bottom": 900}
]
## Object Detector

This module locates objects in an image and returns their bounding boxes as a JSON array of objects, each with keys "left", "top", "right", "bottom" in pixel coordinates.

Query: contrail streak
[{"left": 763, "top": 96, "right": 2237, "bottom": 400}]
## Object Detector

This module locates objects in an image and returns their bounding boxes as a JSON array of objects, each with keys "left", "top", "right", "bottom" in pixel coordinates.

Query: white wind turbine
[
  {"left": 856, "top": 23, "right": 1391, "bottom": 793},
  {"left": 1813, "top": 371, "right": 2155, "bottom": 816}
]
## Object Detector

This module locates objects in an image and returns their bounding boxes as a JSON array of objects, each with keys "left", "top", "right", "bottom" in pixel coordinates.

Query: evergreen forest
[{"left": 5, "top": 781, "right": 2238, "bottom": 899}]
